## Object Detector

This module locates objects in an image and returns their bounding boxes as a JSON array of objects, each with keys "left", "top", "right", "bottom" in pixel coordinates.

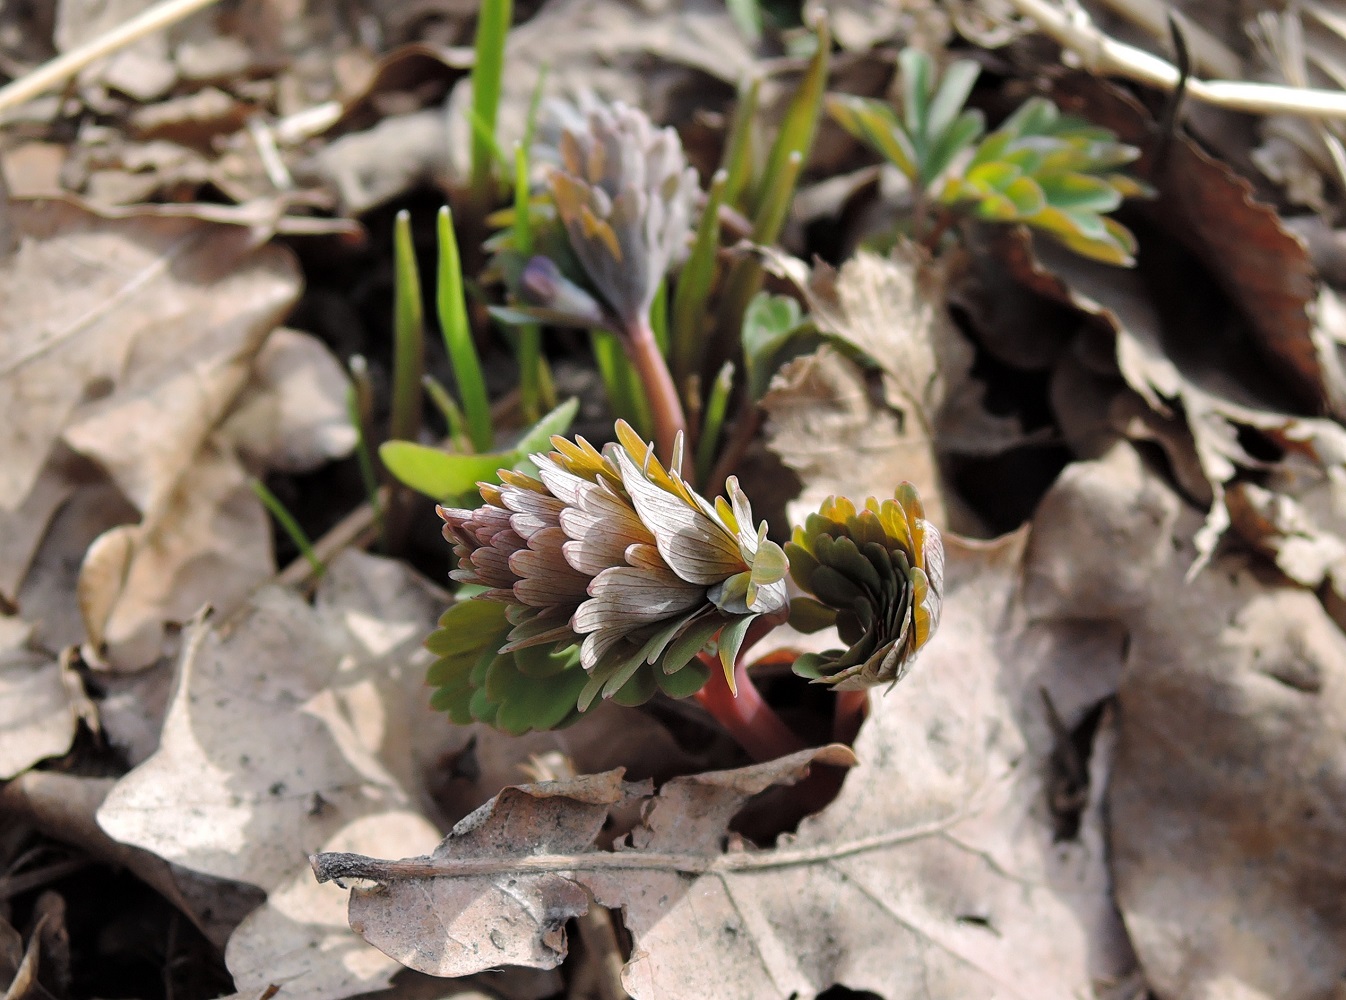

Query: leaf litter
[
  {"left": 2, "top": 0, "right": 1346, "bottom": 997},
  {"left": 314, "top": 529, "right": 1136, "bottom": 1000}
]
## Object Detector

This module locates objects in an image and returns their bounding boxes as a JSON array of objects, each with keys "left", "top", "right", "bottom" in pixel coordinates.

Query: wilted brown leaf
[
  {"left": 0, "top": 617, "right": 76, "bottom": 779},
  {"left": 315, "top": 530, "right": 1136, "bottom": 999},
  {"left": 1026, "top": 443, "right": 1346, "bottom": 1000},
  {"left": 763, "top": 346, "right": 939, "bottom": 523},
  {"left": 95, "top": 551, "right": 446, "bottom": 998},
  {"left": 1052, "top": 75, "right": 1333, "bottom": 417},
  {"left": 0, "top": 197, "right": 296, "bottom": 515}
]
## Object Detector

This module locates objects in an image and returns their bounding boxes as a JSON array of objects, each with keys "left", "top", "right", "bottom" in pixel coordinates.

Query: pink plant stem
[
  {"left": 833, "top": 689, "right": 870, "bottom": 745},
  {"left": 623, "top": 317, "right": 690, "bottom": 477},
  {"left": 694, "top": 653, "right": 806, "bottom": 762}
]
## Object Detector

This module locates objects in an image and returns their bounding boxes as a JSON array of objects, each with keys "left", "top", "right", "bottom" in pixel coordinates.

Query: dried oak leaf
[
  {"left": 0, "top": 197, "right": 299, "bottom": 653},
  {"left": 1049, "top": 74, "right": 1334, "bottom": 418},
  {"left": 0, "top": 617, "right": 77, "bottom": 779},
  {"left": 71, "top": 322, "right": 352, "bottom": 670},
  {"left": 1004, "top": 229, "right": 1346, "bottom": 565},
  {"left": 315, "top": 532, "right": 1136, "bottom": 999},
  {"left": 96, "top": 551, "right": 446, "bottom": 1000},
  {"left": 760, "top": 247, "right": 1043, "bottom": 533},
  {"left": 1025, "top": 443, "right": 1346, "bottom": 1000}
]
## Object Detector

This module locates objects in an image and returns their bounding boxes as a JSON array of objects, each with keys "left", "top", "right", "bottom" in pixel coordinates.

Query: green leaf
[
  {"left": 922, "top": 108, "right": 984, "bottom": 185},
  {"left": 1000, "top": 96, "right": 1057, "bottom": 138},
  {"left": 437, "top": 206, "right": 494, "bottom": 453},
  {"left": 716, "top": 614, "right": 758, "bottom": 692},
  {"left": 694, "top": 361, "right": 735, "bottom": 488},
  {"left": 469, "top": 0, "right": 512, "bottom": 201},
  {"left": 720, "top": 75, "right": 761, "bottom": 210},
  {"left": 380, "top": 440, "right": 511, "bottom": 501},
  {"left": 660, "top": 615, "right": 724, "bottom": 676},
  {"left": 752, "top": 17, "right": 830, "bottom": 222},
  {"left": 898, "top": 48, "right": 933, "bottom": 153},
  {"left": 827, "top": 94, "right": 917, "bottom": 181},
  {"left": 1037, "top": 172, "right": 1123, "bottom": 213},
  {"left": 513, "top": 397, "right": 580, "bottom": 455},
  {"left": 390, "top": 211, "right": 426, "bottom": 447},
  {"left": 656, "top": 656, "right": 710, "bottom": 697},
  {"left": 487, "top": 652, "right": 587, "bottom": 734},
  {"left": 1002, "top": 176, "right": 1047, "bottom": 216},
  {"left": 670, "top": 168, "right": 727, "bottom": 389},
  {"left": 610, "top": 666, "right": 659, "bottom": 706},
  {"left": 742, "top": 292, "right": 813, "bottom": 400},
  {"left": 925, "top": 58, "right": 981, "bottom": 138}
]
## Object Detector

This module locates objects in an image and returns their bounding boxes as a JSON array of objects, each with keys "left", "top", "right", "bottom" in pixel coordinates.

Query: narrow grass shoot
[
  {"left": 390, "top": 210, "right": 425, "bottom": 446},
  {"left": 670, "top": 169, "right": 727, "bottom": 392},
  {"left": 422, "top": 373, "right": 470, "bottom": 452},
  {"left": 694, "top": 361, "right": 735, "bottom": 488},
  {"left": 469, "top": 0, "right": 512, "bottom": 204},
  {"left": 251, "top": 478, "right": 323, "bottom": 576},
  {"left": 436, "top": 205, "right": 494, "bottom": 452},
  {"left": 720, "top": 76, "right": 761, "bottom": 210},
  {"left": 512, "top": 142, "right": 551, "bottom": 422},
  {"left": 749, "top": 16, "right": 829, "bottom": 225},
  {"left": 346, "top": 354, "right": 385, "bottom": 542},
  {"left": 591, "top": 329, "right": 654, "bottom": 439}
]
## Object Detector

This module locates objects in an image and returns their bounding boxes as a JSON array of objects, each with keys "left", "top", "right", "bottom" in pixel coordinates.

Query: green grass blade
[
  {"left": 346, "top": 355, "right": 385, "bottom": 541},
  {"left": 720, "top": 75, "right": 761, "bottom": 210},
  {"left": 650, "top": 278, "right": 669, "bottom": 356},
  {"left": 390, "top": 210, "right": 425, "bottom": 446},
  {"left": 522, "top": 64, "right": 549, "bottom": 153},
  {"left": 512, "top": 143, "right": 548, "bottom": 421},
  {"left": 750, "top": 16, "right": 829, "bottom": 223},
  {"left": 469, "top": 0, "right": 512, "bottom": 202},
  {"left": 437, "top": 205, "right": 494, "bottom": 453},
  {"left": 251, "top": 478, "right": 323, "bottom": 576},
  {"left": 752, "top": 150, "right": 802, "bottom": 245},
  {"left": 422, "top": 373, "right": 469, "bottom": 450},
  {"left": 670, "top": 168, "right": 727, "bottom": 390},
  {"left": 726, "top": 0, "right": 762, "bottom": 42},
  {"left": 591, "top": 329, "right": 653, "bottom": 438},
  {"left": 694, "top": 361, "right": 734, "bottom": 487}
]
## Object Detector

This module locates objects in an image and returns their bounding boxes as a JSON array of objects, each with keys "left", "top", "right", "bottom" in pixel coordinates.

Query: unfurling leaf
[{"left": 786, "top": 484, "right": 944, "bottom": 688}]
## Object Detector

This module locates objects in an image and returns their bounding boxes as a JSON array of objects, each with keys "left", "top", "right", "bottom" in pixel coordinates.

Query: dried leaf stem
[
  {"left": 1007, "top": 0, "right": 1346, "bottom": 119},
  {"left": 0, "top": 0, "right": 225, "bottom": 114},
  {"left": 310, "top": 807, "right": 965, "bottom": 886}
]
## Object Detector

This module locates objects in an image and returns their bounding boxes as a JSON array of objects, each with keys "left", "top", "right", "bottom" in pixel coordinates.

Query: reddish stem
[
  {"left": 694, "top": 654, "right": 806, "bottom": 761},
  {"left": 832, "top": 689, "right": 870, "bottom": 746},
  {"left": 623, "top": 316, "right": 690, "bottom": 477}
]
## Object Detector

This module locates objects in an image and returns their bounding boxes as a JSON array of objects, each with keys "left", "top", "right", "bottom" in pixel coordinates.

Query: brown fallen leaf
[
  {"left": 68, "top": 321, "right": 351, "bottom": 668},
  {"left": 0, "top": 770, "right": 264, "bottom": 951},
  {"left": 0, "top": 197, "right": 297, "bottom": 517},
  {"left": 94, "top": 551, "right": 448, "bottom": 999},
  {"left": 1002, "top": 229, "right": 1346, "bottom": 565},
  {"left": 0, "top": 617, "right": 76, "bottom": 779},
  {"left": 763, "top": 345, "right": 940, "bottom": 524},
  {"left": 1025, "top": 442, "right": 1346, "bottom": 1000},
  {"left": 1051, "top": 75, "right": 1333, "bottom": 418},
  {"left": 314, "top": 531, "right": 1136, "bottom": 999},
  {"left": 759, "top": 247, "right": 1043, "bottom": 534}
]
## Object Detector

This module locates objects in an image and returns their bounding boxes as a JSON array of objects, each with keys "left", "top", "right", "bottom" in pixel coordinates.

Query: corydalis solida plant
[
  {"left": 437, "top": 421, "right": 788, "bottom": 713},
  {"left": 519, "top": 98, "right": 698, "bottom": 465},
  {"left": 429, "top": 423, "right": 945, "bottom": 752}
]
